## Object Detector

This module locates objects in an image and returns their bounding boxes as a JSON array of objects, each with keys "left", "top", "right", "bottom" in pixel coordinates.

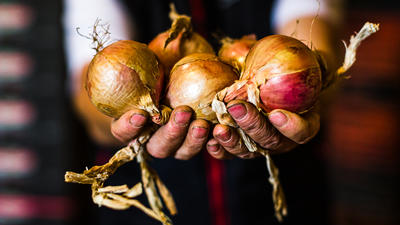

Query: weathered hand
[
  {"left": 206, "top": 100, "right": 320, "bottom": 159},
  {"left": 111, "top": 106, "right": 210, "bottom": 160}
]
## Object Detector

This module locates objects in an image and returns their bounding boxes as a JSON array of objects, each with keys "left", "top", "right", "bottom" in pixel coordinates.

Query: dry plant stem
[
  {"left": 212, "top": 91, "right": 287, "bottom": 222},
  {"left": 164, "top": 3, "right": 192, "bottom": 48},
  {"left": 65, "top": 125, "right": 176, "bottom": 225},
  {"left": 76, "top": 18, "right": 111, "bottom": 53},
  {"left": 139, "top": 151, "right": 174, "bottom": 225},
  {"left": 237, "top": 128, "right": 287, "bottom": 222},
  {"left": 324, "top": 22, "right": 380, "bottom": 89},
  {"left": 138, "top": 153, "right": 178, "bottom": 215},
  {"left": 259, "top": 151, "right": 287, "bottom": 222}
]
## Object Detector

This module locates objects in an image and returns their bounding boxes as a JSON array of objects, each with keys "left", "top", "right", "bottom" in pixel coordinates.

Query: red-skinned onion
[{"left": 222, "top": 34, "right": 322, "bottom": 114}]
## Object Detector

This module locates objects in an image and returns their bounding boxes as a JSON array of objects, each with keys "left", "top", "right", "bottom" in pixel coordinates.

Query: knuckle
[
  {"left": 220, "top": 136, "right": 238, "bottom": 149},
  {"left": 295, "top": 120, "right": 320, "bottom": 144},
  {"left": 224, "top": 140, "right": 246, "bottom": 155},
  {"left": 241, "top": 113, "right": 267, "bottom": 137},
  {"left": 258, "top": 131, "right": 282, "bottom": 150},
  {"left": 147, "top": 146, "right": 169, "bottom": 159},
  {"left": 174, "top": 151, "right": 193, "bottom": 160},
  {"left": 236, "top": 152, "right": 252, "bottom": 159},
  {"left": 164, "top": 123, "right": 186, "bottom": 140},
  {"left": 237, "top": 152, "right": 259, "bottom": 159},
  {"left": 111, "top": 127, "right": 128, "bottom": 143},
  {"left": 150, "top": 151, "right": 169, "bottom": 159},
  {"left": 183, "top": 140, "right": 203, "bottom": 153}
]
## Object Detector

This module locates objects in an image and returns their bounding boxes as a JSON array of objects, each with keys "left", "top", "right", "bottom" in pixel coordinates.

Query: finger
[
  {"left": 206, "top": 138, "right": 233, "bottom": 160},
  {"left": 174, "top": 119, "right": 210, "bottom": 160},
  {"left": 111, "top": 109, "right": 148, "bottom": 143},
  {"left": 268, "top": 108, "right": 320, "bottom": 144},
  {"left": 226, "top": 100, "right": 298, "bottom": 152},
  {"left": 227, "top": 100, "right": 282, "bottom": 148},
  {"left": 146, "top": 106, "right": 193, "bottom": 158},
  {"left": 213, "top": 124, "right": 258, "bottom": 159}
]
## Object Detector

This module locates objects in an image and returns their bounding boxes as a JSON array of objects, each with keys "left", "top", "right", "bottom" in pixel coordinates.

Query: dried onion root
[
  {"left": 212, "top": 22, "right": 379, "bottom": 221},
  {"left": 65, "top": 124, "right": 176, "bottom": 225},
  {"left": 65, "top": 30, "right": 176, "bottom": 224}
]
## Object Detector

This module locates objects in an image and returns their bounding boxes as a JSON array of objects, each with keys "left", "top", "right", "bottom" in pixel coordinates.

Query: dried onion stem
[
  {"left": 65, "top": 125, "right": 176, "bottom": 225},
  {"left": 324, "top": 22, "right": 380, "bottom": 88}
]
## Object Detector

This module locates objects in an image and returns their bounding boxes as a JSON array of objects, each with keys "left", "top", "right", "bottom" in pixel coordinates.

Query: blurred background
[{"left": 0, "top": 0, "right": 399, "bottom": 225}]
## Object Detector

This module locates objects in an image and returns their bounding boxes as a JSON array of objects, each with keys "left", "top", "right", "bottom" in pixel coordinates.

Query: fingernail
[
  {"left": 216, "top": 128, "right": 231, "bottom": 142},
  {"left": 207, "top": 144, "right": 220, "bottom": 152},
  {"left": 227, "top": 103, "right": 247, "bottom": 120},
  {"left": 130, "top": 114, "right": 147, "bottom": 128},
  {"left": 174, "top": 111, "right": 191, "bottom": 126},
  {"left": 269, "top": 111, "right": 288, "bottom": 127},
  {"left": 192, "top": 126, "right": 208, "bottom": 138}
]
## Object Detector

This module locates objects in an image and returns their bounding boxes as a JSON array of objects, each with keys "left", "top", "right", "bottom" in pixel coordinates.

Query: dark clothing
[{"left": 122, "top": 0, "right": 273, "bottom": 46}]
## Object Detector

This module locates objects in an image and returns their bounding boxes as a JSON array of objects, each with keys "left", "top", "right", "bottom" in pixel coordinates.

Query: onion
[
  {"left": 148, "top": 4, "right": 214, "bottom": 76},
  {"left": 86, "top": 40, "right": 167, "bottom": 124},
  {"left": 218, "top": 34, "right": 257, "bottom": 72},
  {"left": 165, "top": 53, "right": 238, "bottom": 123},
  {"left": 222, "top": 34, "right": 322, "bottom": 114}
]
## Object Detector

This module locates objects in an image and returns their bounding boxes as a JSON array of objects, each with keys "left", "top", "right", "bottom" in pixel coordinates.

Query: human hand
[
  {"left": 206, "top": 100, "right": 320, "bottom": 159},
  {"left": 111, "top": 106, "right": 211, "bottom": 160}
]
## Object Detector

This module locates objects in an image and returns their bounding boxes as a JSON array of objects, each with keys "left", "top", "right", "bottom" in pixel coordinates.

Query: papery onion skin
[
  {"left": 225, "top": 35, "right": 322, "bottom": 113},
  {"left": 218, "top": 34, "right": 257, "bottom": 72},
  {"left": 86, "top": 40, "right": 164, "bottom": 120},
  {"left": 149, "top": 31, "right": 214, "bottom": 75},
  {"left": 166, "top": 53, "right": 238, "bottom": 123}
]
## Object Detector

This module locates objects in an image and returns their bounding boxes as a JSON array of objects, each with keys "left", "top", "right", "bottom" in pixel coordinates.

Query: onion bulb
[
  {"left": 86, "top": 40, "right": 166, "bottom": 124},
  {"left": 148, "top": 4, "right": 214, "bottom": 76},
  {"left": 165, "top": 53, "right": 238, "bottom": 123},
  {"left": 222, "top": 34, "right": 322, "bottom": 114},
  {"left": 218, "top": 34, "right": 257, "bottom": 72}
]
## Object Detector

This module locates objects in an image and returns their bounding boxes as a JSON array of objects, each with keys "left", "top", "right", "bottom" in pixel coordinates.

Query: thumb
[{"left": 268, "top": 109, "right": 320, "bottom": 144}]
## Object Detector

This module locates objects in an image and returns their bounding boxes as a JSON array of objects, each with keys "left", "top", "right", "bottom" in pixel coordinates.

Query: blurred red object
[
  {"left": 0, "top": 52, "right": 33, "bottom": 80},
  {"left": 323, "top": 10, "right": 400, "bottom": 225},
  {"left": 0, "top": 147, "right": 37, "bottom": 177},
  {"left": 0, "top": 100, "right": 35, "bottom": 128},
  {"left": 0, "top": 4, "right": 33, "bottom": 30},
  {"left": 0, "top": 194, "right": 73, "bottom": 220}
]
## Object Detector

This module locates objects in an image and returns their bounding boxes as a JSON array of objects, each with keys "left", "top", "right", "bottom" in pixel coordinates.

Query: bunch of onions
[
  {"left": 66, "top": 39, "right": 177, "bottom": 225},
  {"left": 148, "top": 4, "right": 214, "bottom": 76},
  {"left": 165, "top": 53, "right": 238, "bottom": 123},
  {"left": 218, "top": 34, "right": 257, "bottom": 72},
  {"left": 213, "top": 23, "right": 380, "bottom": 221}
]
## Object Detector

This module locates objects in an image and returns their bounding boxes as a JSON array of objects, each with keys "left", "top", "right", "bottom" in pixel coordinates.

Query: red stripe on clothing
[
  {"left": 188, "top": 0, "right": 207, "bottom": 36},
  {"left": 188, "top": 1, "right": 229, "bottom": 224},
  {"left": 204, "top": 153, "right": 229, "bottom": 225}
]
